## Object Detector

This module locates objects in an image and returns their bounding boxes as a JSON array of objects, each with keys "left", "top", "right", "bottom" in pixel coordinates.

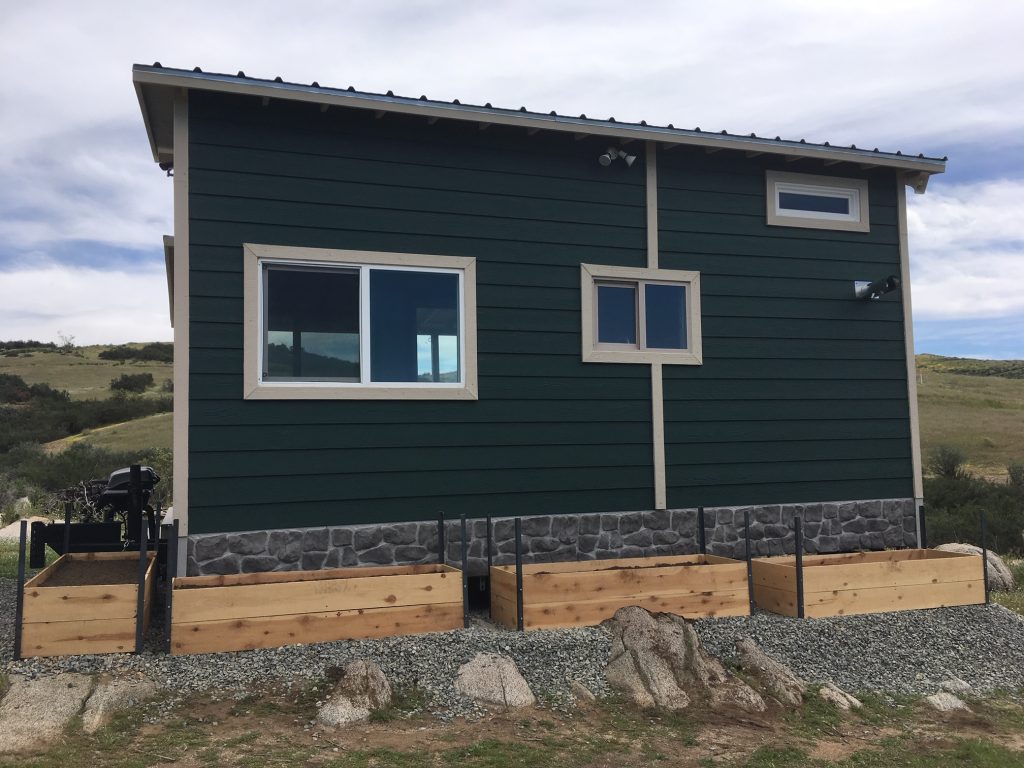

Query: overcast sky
[{"left": 1, "top": 1, "right": 1022, "bottom": 357}]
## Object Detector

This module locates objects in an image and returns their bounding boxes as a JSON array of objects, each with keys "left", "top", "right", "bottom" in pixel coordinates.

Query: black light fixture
[
  {"left": 854, "top": 275, "right": 900, "bottom": 300},
  {"left": 598, "top": 147, "right": 637, "bottom": 167}
]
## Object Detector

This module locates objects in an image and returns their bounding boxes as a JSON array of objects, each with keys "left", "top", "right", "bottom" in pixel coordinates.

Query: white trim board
[
  {"left": 896, "top": 178, "right": 924, "bottom": 501},
  {"left": 172, "top": 94, "right": 190, "bottom": 554}
]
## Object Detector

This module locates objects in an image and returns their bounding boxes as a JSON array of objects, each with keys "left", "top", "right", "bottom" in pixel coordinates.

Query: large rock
[
  {"left": 935, "top": 543, "right": 1015, "bottom": 591},
  {"left": 81, "top": 676, "right": 159, "bottom": 734},
  {"left": 316, "top": 660, "right": 392, "bottom": 726},
  {"left": 925, "top": 691, "right": 970, "bottom": 712},
  {"left": 604, "top": 606, "right": 765, "bottom": 713},
  {"left": 455, "top": 653, "right": 536, "bottom": 709},
  {"left": 0, "top": 674, "right": 94, "bottom": 753},
  {"left": 818, "top": 682, "right": 861, "bottom": 711},
  {"left": 735, "top": 636, "right": 806, "bottom": 706}
]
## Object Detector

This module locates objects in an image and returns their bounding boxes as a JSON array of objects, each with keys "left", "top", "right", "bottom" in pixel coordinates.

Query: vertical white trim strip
[
  {"left": 651, "top": 362, "right": 667, "bottom": 510},
  {"left": 646, "top": 141, "right": 667, "bottom": 509},
  {"left": 172, "top": 94, "right": 190, "bottom": 548},
  {"left": 896, "top": 179, "right": 924, "bottom": 502},
  {"left": 646, "top": 142, "right": 658, "bottom": 269}
]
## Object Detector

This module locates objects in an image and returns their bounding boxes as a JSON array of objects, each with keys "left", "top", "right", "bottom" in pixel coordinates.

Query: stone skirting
[{"left": 185, "top": 499, "right": 918, "bottom": 577}]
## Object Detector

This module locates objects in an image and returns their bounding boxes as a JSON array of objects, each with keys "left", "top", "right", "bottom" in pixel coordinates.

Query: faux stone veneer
[{"left": 185, "top": 498, "right": 918, "bottom": 577}]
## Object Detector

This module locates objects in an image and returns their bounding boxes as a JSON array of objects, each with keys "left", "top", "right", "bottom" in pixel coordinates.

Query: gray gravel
[{"left": 4, "top": 574, "right": 1023, "bottom": 717}]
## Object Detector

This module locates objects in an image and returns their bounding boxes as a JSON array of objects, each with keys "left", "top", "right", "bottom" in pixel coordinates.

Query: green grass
[
  {"left": 0, "top": 345, "right": 171, "bottom": 402},
  {"left": 43, "top": 412, "right": 172, "bottom": 454},
  {"left": 0, "top": 538, "right": 57, "bottom": 580},
  {"left": 994, "top": 558, "right": 1024, "bottom": 616}
]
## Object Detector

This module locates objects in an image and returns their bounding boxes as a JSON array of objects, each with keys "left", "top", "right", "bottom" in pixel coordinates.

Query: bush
[
  {"left": 0, "top": 374, "right": 69, "bottom": 405},
  {"left": 110, "top": 373, "right": 154, "bottom": 394},
  {"left": 1008, "top": 462, "right": 1024, "bottom": 489},
  {"left": 927, "top": 445, "right": 970, "bottom": 480},
  {"left": 99, "top": 342, "right": 173, "bottom": 363},
  {"left": 925, "top": 474, "right": 1024, "bottom": 556},
  {"left": 161, "top": 378, "right": 174, "bottom": 393}
]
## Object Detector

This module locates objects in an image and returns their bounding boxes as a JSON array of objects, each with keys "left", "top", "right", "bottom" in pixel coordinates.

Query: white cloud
[
  {"left": 0, "top": 265, "right": 172, "bottom": 345},
  {"left": 908, "top": 179, "right": 1024, "bottom": 320}
]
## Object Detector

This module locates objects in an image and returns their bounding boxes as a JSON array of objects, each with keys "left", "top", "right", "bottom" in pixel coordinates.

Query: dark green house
[{"left": 133, "top": 64, "right": 946, "bottom": 577}]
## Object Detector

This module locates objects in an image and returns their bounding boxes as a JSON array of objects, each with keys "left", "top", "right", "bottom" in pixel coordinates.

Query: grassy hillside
[
  {"left": 917, "top": 354, "right": 1024, "bottom": 477},
  {"left": 1, "top": 343, "right": 172, "bottom": 401},
  {"left": 43, "top": 412, "right": 173, "bottom": 454}
]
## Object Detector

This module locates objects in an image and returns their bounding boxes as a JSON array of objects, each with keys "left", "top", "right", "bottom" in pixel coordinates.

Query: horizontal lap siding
[
  {"left": 187, "top": 92, "right": 652, "bottom": 532},
  {"left": 657, "top": 150, "right": 913, "bottom": 506}
]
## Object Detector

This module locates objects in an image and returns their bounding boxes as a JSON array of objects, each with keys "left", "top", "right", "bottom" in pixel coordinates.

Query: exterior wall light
[
  {"left": 599, "top": 147, "right": 637, "bottom": 167},
  {"left": 854, "top": 275, "right": 900, "bottom": 300}
]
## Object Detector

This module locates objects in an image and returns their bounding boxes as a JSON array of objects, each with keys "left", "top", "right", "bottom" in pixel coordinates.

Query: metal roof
[{"left": 133, "top": 63, "right": 946, "bottom": 188}]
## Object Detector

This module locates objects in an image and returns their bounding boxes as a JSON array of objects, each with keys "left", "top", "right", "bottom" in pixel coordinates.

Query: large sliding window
[{"left": 244, "top": 244, "right": 477, "bottom": 400}]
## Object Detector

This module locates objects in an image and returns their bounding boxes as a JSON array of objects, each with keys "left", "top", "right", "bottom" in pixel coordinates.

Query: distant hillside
[{"left": 917, "top": 353, "right": 1024, "bottom": 477}]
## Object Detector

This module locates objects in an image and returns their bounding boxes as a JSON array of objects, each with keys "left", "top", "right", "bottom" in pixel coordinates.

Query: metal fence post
[
  {"left": 744, "top": 508, "right": 754, "bottom": 614},
  {"left": 697, "top": 506, "right": 707, "bottom": 555},
  {"left": 514, "top": 517, "right": 524, "bottom": 632},
  {"left": 63, "top": 500, "right": 72, "bottom": 555},
  {"left": 13, "top": 520, "right": 27, "bottom": 661},
  {"left": 135, "top": 518, "right": 148, "bottom": 653},
  {"left": 980, "top": 508, "right": 990, "bottom": 605},
  {"left": 460, "top": 515, "right": 470, "bottom": 628},
  {"left": 164, "top": 518, "right": 179, "bottom": 653},
  {"left": 918, "top": 504, "right": 928, "bottom": 549},
  {"left": 794, "top": 514, "right": 805, "bottom": 619},
  {"left": 437, "top": 512, "right": 445, "bottom": 564},
  {"left": 486, "top": 515, "right": 493, "bottom": 573}
]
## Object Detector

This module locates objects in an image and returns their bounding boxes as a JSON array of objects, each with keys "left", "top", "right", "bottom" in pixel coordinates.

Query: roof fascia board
[
  {"left": 132, "top": 68, "right": 946, "bottom": 175},
  {"left": 133, "top": 79, "right": 161, "bottom": 163}
]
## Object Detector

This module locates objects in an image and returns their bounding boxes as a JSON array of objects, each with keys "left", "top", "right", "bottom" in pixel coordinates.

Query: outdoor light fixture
[
  {"left": 854, "top": 275, "right": 900, "bottom": 300},
  {"left": 598, "top": 147, "right": 637, "bottom": 167}
]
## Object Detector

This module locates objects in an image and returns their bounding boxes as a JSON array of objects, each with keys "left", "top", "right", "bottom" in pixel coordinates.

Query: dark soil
[{"left": 42, "top": 559, "right": 141, "bottom": 587}]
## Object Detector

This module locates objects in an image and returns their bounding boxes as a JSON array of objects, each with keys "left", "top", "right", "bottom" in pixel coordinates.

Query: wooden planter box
[
  {"left": 170, "top": 563, "right": 463, "bottom": 655},
  {"left": 21, "top": 552, "right": 156, "bottom": 658},
  {"left": 490, "top": 554, "right": 749, "bottom": 630},
  {"left": 752, "top": 549, "right": 986, "bottom": 618}
]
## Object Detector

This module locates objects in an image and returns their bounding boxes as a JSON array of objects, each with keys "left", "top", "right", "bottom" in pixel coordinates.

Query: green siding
[{"left": 186, "top": 91, "right": 913, "bottom": 534}]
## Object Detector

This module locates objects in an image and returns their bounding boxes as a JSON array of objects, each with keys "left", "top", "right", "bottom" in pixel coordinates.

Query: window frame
[
  {"left": 243, "top": 243, "right": 477, "bottom": 400},
  {"left": 581, "top": 263, "right": 703, "bottom": 365},
  {"left": 765, "top": 170, "right": 870, "bottom": 232}
]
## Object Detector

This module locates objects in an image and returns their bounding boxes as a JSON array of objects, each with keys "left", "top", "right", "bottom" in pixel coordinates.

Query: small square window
[
  {"left": 766, "top": 171, "right": 869, "bottom": 232},
  {"left": 582, "top": 264, "right": 702, "bottom": 365}
]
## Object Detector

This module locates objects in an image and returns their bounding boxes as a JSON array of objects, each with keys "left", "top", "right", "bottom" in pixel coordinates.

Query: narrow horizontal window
[
  {"left": 766, "top": 171, "right": 869, "bottom": 232},
  {"left": 244, "top": 244, "right": 477, "bottom": 400}
]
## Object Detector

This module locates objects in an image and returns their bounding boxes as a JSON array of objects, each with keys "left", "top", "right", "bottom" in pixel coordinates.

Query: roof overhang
[{"left": 133, "top": 65, "right": 946, "bottom": 187}]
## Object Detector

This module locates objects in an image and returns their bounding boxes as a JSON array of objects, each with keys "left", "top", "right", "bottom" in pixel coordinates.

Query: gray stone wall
[{"left": 186, "top": 498, "right": 918, "bottom": 577}]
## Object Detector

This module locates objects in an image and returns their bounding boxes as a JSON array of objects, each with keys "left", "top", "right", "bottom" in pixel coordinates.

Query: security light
[
  {"left": 598, "top": 150, "right": 615, "bottom": 166},
  {"left": 598, "top": 148, "right": 638, "bottom": 168},
  {"left": 854, "top": 275, "right": 900, "bottom": 300}
]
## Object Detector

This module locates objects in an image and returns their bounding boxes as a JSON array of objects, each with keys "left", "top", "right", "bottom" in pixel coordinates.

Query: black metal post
[
  {"left": 164, "top": 519, "right": 179, "bottom": 653},
  {"left": 63, "top": 500, "right": 72, "bottom": 555},
  {"left": 697, "top": 506, "right": 707, "bottom": 555},
  {"left": 486, "top": 515, "right": 493, "bottom": 573},
  {"left": 794, "top": 515, "right": 805, "bottom": 619},
  {"left": 437, "top": 512, "right": 446, "bottom": 565},
  {"left": 135, "top": 519, "right": 148, "bottom": 653},
  {"left": 980, "top": 508, "right": 990, "bottom": 605},
  {"left": 744, "top": 508, "right": 754, "bottom": 613},
  {"left": 460, "top": 515, "right": 470, "bottom": 628},
  {"left": 918, "top": 504, "right": 928, "bottom": 549},
  {"left": 13, "top": 520, "right": 27, "bottom": 661},
  {"left": 514, "top": 517, "right": 524, "bottom": 632}
]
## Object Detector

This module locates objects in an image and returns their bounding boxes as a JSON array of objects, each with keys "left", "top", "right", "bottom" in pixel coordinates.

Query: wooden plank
[
  {"left": 802, "top": 555, "right": 983, "bottom": 594},
  {"left": 173, "top": 572, "right": 461, "bottom": 623},
  {"left": 142, "top": 556, "right": 157, "bottom": 632},
  {"left": 21, "top": 618, "right": 136, "bottom": 658},
  {"left": 171, "top": 603, "right": 463, "bottom": 655},
  {"left": 521, "top": 590, "right": 750, "bottom": 629},
  {"left": 758, "top": 549, "right": 969, "bottom": 568},
  {"left": 175, "top": 563, "right": 457, "bottom": 589},
  {"left": 491, "top": 554, "right": 711, "bottom": 576},
  {"left": 490, "top": 594, "right": 518, "bottom": 629},
  {"left": 522, "top": 562, "right": 747, "bottom": 604},
  {"left": 804, "top": 580, "right": 984, "bottom": 617},
  {"left": 23, "top": 584, "right": 139, "bottom": 623},
  {"left": 752, "top": 584, "right": 799, "bottom": 618},
  {"left": 751, "top": 559, "right": 798, "bottom": 591}
]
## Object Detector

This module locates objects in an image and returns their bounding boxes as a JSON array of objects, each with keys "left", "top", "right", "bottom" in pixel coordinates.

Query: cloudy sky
[{"left": 1, "top": 1, "right": 1022, "bottom": 357}]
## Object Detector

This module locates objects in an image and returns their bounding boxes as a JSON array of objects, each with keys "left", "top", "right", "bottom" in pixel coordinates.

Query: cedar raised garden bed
[
  {"left": 21, "top": 551, "right": 156, "bottom": 658},
  {"left": 490, "top": 554, "right": 749, "bottom": 630},
  {"left": 170, "top": 563, "right": 463, "bottom": 655},
  {"left": 751, "top": 549, "right": 986, "bottom": 618}
]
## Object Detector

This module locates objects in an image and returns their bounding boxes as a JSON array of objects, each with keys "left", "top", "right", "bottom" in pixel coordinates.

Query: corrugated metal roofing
[{"left": 132, "top": 63, "right": 946, "bottom": 181}]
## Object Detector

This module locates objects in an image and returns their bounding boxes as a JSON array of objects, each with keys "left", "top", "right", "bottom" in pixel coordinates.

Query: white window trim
[
  {"left": 766, "top": 170, "right": 870, "bottom": 232},
  {"left": 580, "top": 263, "right": 703, "bottom": 365},
  {"left": 243, "top": 243, "right": 478, "bottom": 400}
]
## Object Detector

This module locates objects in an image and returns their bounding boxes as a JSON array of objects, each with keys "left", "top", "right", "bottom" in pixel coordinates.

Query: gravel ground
[{"left": 3, "top": 575, "right": 1023, "bottom": 718}]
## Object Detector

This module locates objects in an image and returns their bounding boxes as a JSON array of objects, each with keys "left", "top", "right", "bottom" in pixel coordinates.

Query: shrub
[
  {"left": 927, "top": 445, "right": 970, "bottom": 480},
  {"left": 99, "top": 342, "right": 173, "bottom": 363},
  {"left": 925, "top": 474, "right": 1024, "bottom": 555},
  {"left": 1008, "top": 462, "right": 1024, "bottom": 490},
  {"left": 161, "top": 378, "right": 174, "bottom": 393},
  {"left": 110, "top": 372, "right": 154, "bottom": 394},
  {"left": 0, "top": 374, "right": 69, "bottom": 405}
]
